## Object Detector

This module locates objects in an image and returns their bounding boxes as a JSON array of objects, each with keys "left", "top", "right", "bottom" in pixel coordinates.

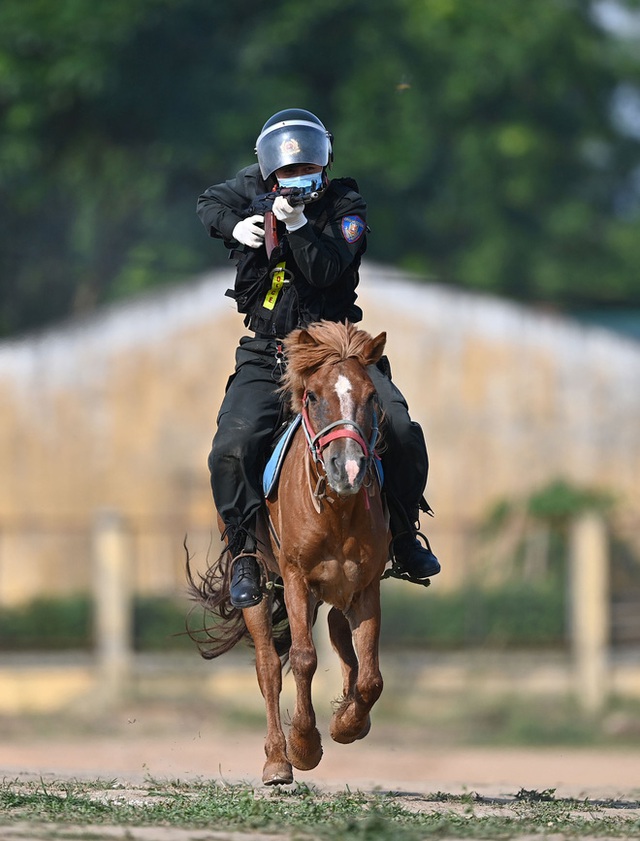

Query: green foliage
[
  {"left": 527, "top": 477, "right": 616, "bottom": 525},
  {"left": 380, "top": 579, "right": 566, "bottom": 649},
  {"left": 1, "top": 778, "right": 639, "bottom": 838},
  {"left": 0, "top": 595, "right": 192, "bottom": 651},
  {"left": 0, "top": 585, "right": 566, "bottom": 651},
  {"left": 480, "top": 477, "right": 619, "bottom": 581},
  {"left": 1, "top": 0, "right": 640, "bottom": 335},
  {"left": 132, "top": 595, "right": 193, "bottom": 651},
  {"left": 0, "top": 595, "right": 92, "bottom": 650}
]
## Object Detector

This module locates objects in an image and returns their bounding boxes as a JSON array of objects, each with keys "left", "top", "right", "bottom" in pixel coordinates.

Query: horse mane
[{"left": 281, "top": 320, "right": 376, "bottom": 412}]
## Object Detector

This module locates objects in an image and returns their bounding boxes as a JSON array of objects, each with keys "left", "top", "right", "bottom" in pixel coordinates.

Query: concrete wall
[{"left": 1, "top": 263, "right": 639, "bottom": 603}]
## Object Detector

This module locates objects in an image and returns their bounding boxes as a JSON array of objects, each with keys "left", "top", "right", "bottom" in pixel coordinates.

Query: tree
[{"left": 1, "top": 0, "right": 639, "bottom": 336}]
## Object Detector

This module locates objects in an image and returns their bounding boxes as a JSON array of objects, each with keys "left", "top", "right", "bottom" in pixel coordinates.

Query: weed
[{"left": 1, "top": 779, "right": 639, "bottom": 839}]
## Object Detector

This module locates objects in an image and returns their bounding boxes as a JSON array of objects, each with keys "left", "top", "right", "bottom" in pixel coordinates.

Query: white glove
[
  {"left": 272, "top": 195, "right": 307, "bottom": 231},
  {"left": 232, "top": 215, "right": 265, "bottom": 248}
]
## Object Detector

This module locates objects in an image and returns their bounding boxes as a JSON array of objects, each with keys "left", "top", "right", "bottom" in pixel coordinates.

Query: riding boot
[
  {"left": 387, "top": 501, "right": 441, "bottom": 583},
  {"left": 392, "top": 532, "right": 441, "bottom": 581},
  {"left": 226, "top": 526, "right": 262, "bottom": 609}
]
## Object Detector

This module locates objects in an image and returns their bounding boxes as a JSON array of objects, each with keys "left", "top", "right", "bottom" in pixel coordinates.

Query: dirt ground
[
  {"left": 2, "top": 716, "right": 639, "bottom": 801},
  {"left": 2, "top": 711, "right": 640, "bottom": 841},
  {"left": 2, "top": 649, "right": 640, "bottom": 840}
]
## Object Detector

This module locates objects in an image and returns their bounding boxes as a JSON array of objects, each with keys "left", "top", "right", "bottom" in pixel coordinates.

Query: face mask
[{"left": 277, "top": 172, "right": 324, "bottom": 195}]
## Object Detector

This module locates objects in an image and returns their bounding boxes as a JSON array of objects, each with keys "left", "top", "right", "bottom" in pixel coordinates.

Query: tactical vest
[{"left": 225, "top": 178, "right": 367, "bottom": 338}]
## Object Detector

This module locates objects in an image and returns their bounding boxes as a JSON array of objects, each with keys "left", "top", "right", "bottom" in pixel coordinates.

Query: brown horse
[{"left": 189, "top": 320, "right": 390, "bottom": 785}]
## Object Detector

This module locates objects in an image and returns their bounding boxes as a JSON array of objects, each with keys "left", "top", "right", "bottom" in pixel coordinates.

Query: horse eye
[{"left": 306, "top": 391, "right": 317, "bottom": 403}]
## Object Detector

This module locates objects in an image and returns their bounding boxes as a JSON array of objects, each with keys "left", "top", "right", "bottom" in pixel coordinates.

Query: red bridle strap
[
  {"left": 301, "top": 390, "right": 378, "bottom": 463},
  {"left": 315, "top": 426, "right": 370, "bottom": 455}
]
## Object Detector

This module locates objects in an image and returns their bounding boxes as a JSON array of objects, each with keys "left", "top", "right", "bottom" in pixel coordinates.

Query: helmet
[{"left": 255, "top": 108, "right": 333, "bottom": 180}]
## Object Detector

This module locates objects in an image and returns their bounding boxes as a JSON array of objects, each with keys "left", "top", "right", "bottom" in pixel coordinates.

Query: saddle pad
[
  {"left": 374, "top": 457, "right": 384, "bottom": 487},
  {"left": 263, "top": 414, "right": 302, "bottom": 499}
]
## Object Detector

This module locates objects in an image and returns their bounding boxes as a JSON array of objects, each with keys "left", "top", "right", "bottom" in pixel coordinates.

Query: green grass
[{"left": 1, "top": 779, "right": 639, "bottom": 839}]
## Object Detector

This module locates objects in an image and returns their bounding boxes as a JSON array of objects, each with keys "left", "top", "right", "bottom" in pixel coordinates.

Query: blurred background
[{"left": 1, "top": 0, "right": 640, "bottom": 761}]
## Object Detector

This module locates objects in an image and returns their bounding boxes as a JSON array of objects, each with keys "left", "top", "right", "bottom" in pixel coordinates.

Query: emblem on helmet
[{"left": 280, "top": 138, "right": 301, "bottom": 156}]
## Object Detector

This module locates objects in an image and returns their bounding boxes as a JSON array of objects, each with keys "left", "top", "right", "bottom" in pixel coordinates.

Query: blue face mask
[{"left": 277, "top": 171, "right": 324, "bottom": 195}]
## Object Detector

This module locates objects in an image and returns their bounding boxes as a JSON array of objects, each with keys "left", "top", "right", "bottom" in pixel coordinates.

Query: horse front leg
[
  {"left": 242, "top": 599, "right": 292, "bottom": 785},
  {"left": 329, "top": 581, "right": 383, "bottom": 744},
  {"left": 282, "top": 574, "right": 323, "bottom": 771},
  {"left": 327, "top": 606, "right": 372, "bottom": 743}
]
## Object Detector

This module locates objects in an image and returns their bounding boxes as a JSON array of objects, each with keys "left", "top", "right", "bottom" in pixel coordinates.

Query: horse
[{"left": 188, "top": 320, "right": 390, "bottom": 785}]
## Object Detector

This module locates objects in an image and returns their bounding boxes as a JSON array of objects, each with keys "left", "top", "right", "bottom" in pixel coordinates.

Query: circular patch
[{"left": 280, "top": 138, "right": 301, "bottom": 156}]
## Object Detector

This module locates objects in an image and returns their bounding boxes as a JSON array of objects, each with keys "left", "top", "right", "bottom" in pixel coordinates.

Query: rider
[{"left": 197, "top": 108, "right": 440, "bottom": 609}]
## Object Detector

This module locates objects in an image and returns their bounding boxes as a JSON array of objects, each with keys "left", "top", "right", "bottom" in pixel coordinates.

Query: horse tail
[{"left": 184, "top": 537, "right": 292, "bottom": 663}]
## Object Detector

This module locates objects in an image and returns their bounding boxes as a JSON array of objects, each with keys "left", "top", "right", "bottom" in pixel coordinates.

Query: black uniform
[{"left": 197, "top": 163, "right": 429, "bottom": 537}]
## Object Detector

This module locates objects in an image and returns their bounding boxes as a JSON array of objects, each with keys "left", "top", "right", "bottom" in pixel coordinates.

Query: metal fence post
[
  {"left": 92, "top": 509, "right": 133, "bottom": 704},
  {"left": 569, "top": 512, "right": 609, "bottom": 714}
]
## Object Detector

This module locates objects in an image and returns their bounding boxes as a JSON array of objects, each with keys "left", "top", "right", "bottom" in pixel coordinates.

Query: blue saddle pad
[{"left": 263, "top": 414, "right": 302, "bottom": 499}]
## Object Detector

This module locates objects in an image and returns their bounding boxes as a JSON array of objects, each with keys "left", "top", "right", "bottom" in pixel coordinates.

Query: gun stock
[{"left": 264, "top": 209, "right": 279, "bottom": 257}]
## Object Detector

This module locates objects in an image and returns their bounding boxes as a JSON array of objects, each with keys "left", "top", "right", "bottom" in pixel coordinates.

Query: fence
[{"left": 0, "top": 510, "right": 638, "bottom": 713}]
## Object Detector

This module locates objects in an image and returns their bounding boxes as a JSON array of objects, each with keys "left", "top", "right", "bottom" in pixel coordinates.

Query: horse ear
[
  {"left": 295, "top": 329, "right": 317, "bottom": 347},
  {"left": 365, "top": 331, "right": 387, "bottom": 366}
]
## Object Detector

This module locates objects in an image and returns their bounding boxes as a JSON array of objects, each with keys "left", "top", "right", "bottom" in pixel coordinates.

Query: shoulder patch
[{"left": 341, "top": 215, "right": 365, "bottom": 244}]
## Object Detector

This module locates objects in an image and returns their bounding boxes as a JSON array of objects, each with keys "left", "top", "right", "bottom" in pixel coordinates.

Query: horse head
[{"left": 283, "top": 321, "right": 387, "bottom": 497}]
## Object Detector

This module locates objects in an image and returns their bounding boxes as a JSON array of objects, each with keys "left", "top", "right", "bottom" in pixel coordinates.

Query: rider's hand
[
  {"left": 272, "top": 196, "right": 307, "bottom": 231},
  {"left": 232, "top": 215, "right": 265, "bottom": 248}
]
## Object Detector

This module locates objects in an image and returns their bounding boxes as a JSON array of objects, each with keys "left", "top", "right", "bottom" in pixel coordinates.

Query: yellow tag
[{"left": 262, "top": 262, "right": 287, "bottom": 310}]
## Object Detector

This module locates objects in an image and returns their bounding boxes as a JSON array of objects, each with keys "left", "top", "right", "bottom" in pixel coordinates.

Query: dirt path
[
  {"left": 2, "top": 723, "right": 639, "bottom": 841},
  {"left": 2, "top": 722, "right": 639, "bottom": 801}
]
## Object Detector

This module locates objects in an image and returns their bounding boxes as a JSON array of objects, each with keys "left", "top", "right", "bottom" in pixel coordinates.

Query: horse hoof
[
  {"left": 287, "top": 727, "right": 323, "bottom": 771},
  {"left": 329, "top": 725, "right": 355, "bottom": 744},
  {"left": 289, "top": 746, "right": 323, "bottom": 771},
  {"left": 262, "top": 761, "right": 293, "bottom": 786},
  {"left": 330, "top": 714, "right": 371, "bottom": 744},
  {"left": 356, "top": 716, "right": 371, "bottom": 740}
]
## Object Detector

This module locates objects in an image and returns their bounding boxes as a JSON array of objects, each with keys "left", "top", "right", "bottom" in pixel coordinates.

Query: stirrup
[
  {"left": 381, "top": 562, "right": 432, "bottom": 587},
  {"left": 382, "top": 530, "right": 436, "bottom": 587}
]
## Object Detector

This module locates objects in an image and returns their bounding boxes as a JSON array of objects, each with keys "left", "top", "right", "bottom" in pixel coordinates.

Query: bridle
[{"left": 300, "top": 388, "right": 380, "bottom": 511}]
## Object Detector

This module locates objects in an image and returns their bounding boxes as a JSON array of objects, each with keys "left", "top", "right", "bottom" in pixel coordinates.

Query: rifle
[{"left": 247, "top": 186, "right": 320, "bottom": 256}]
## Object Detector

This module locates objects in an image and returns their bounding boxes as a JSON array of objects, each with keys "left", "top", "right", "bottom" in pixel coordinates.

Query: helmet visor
[{"left": 256, "top": 123, "right": 331, "bottom": 179}]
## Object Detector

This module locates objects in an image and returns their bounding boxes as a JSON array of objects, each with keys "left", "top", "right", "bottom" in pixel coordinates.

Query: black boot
[
  {"left": 225, "top": 526, "right": 262, "bottom": 609},
  {"left": 391, "top": 531, "right": 441, "bottom": 582},
  {"left": 385, "top": 498, "right": 441, "bottom": 585},
  {"left": 230, "top": 555, "right": 262, "bottom": 608}
]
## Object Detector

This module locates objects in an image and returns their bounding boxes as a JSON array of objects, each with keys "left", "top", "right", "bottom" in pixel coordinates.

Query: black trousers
[{"left": 208, "top": 336, "right": 429, "bottom": 531}]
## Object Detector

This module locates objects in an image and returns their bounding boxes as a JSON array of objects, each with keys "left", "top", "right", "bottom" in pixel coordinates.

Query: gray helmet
[{"left": 255, "top": 108, "right": 333, "bottom": 180}]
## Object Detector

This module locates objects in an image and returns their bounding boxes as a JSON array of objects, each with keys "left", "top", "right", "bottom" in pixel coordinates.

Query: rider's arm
[
  {"left": 196, "top": 164, "right": 268, "bottom": 243},
  {"left": 286, "top": 189, "right": 367, "bottom": 289}
]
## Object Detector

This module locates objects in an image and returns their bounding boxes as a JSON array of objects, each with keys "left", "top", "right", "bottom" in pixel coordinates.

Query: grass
[{"left": 1, "top": 778, "right": 639, "bottom": 839}]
